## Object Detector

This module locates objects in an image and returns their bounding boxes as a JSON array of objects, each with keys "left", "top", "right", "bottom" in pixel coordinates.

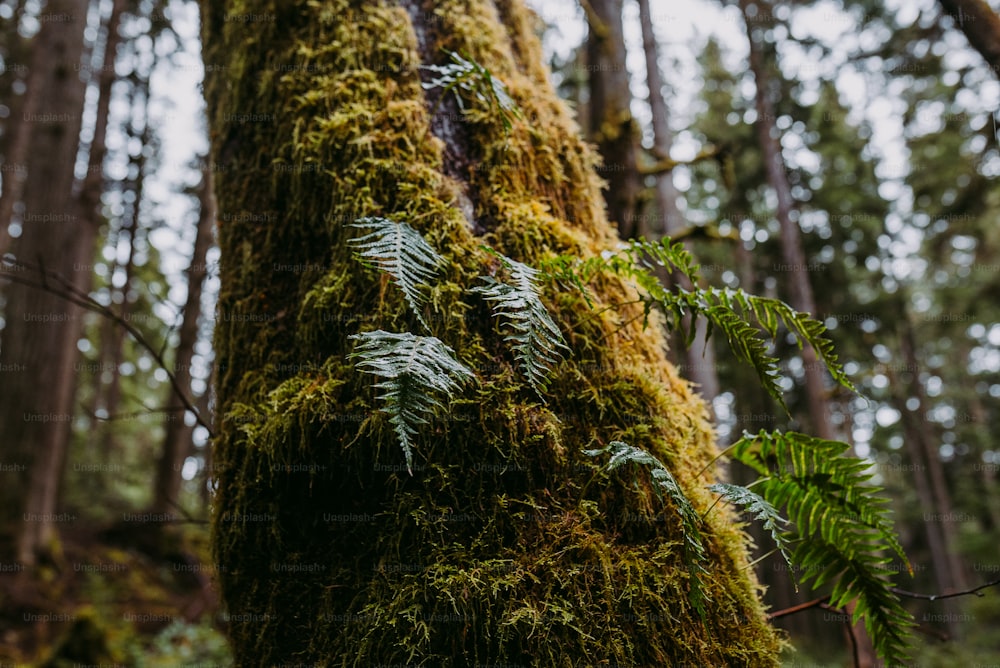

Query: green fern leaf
[
  {"left": 538, "top": 243, "right": 854, "bottom": 410},
  {"left": 620, "top": 237, "right": 702, "bottom": 285},
  {"left": 585, "top": 441, "right": 710, "bottom": 616},
  {"left": 348, "top": 217, "right": 443, "bottom": 331},
  {"left": 349, "top": 330, "right": 475, "bottom": 473},
  {"left": 473, "top": 250, "right": 569, "bottom": 397},
  {"left": 728, "top": 430, "right": 914, "bottom": 665},
  {"left": 719, "top": 289, "right": 855, "bottom": 394}
]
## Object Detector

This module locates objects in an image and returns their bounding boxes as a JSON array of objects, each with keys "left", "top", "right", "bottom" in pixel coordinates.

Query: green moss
[{"left": 203, "top": 0, "right": 783, "bottom": 664}]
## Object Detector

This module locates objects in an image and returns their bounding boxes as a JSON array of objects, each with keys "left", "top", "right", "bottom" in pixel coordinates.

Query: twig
[
  {"left": 769, "top": 596, "right": 827, "bottom": 619},
  {"left": 892, "top": 578, "right": 1000, "bottom": 601},
  {"left": 0, "top": 258, "right": 214, "bottom": 438}
]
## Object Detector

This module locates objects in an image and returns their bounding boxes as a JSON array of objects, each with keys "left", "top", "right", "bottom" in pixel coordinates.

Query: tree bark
[
  {"left": 151, "top": 166, "right": 216, "bottom": 516},
  {"left": 937, "top": 0, "right": 1000, "bottom": 75},
  {"left": 0, "top": 0, "right": 90, "bottom": 566},
  {"left": 201, "top": 0, "right": 780, "bottom": 664}
]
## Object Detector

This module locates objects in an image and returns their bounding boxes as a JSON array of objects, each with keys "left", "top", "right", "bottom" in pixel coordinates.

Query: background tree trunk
[
  {"left": 0, "top": 0, "right": 91, "bottom": 567},
  {"left": 201, "top": 0, "right": 780, "bottom": 664},
  {"left": 937, "top": 0, "right": 1000, "bottom": 74},
  {"left": 739, "top": 1, "right": 872, "bottom": 661},
  {"left": 637, "top": 0, "right": 720, "bottom": 406},
  {"left": 740, "top": 0, "right": 834, "bottom": 441},
  {"left": 151, "top": 165, "right": 215, "bottom": 515},
  {"left": 585, "top": 0, "right": 641, "bottom": 237},
  {"left": 888, "top": 304, "right": 968, "bottom": 639}
]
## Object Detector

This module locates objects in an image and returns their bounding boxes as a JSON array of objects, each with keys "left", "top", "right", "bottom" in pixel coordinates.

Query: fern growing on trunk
[{"left": 336, "top": 51, "right": 913, "bottom": 663}]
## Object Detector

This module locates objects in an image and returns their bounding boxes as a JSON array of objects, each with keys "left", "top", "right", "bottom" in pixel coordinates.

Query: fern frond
[
  {"left": 792, "top": 541, "right": 915, "bottom": 665},
  {"left": 585, "top": 441, "right": 709, "bottom": 616},
  {"left": 638, "top": 284, "right": 852, "bottom": 409},
  {"left": 473, "top": 250, "right": 569, "bottom": 397},
  {"left": 349, "top": 330, "right": 475, "bottom": 473},
  {"left": 348, "top": 217, "right": 443, "bottom": 331},
  {"left": 728, "top": 430, "right": 914, "bottom": 665},
  {"left": 619, "top": 237, "right": 702, "bottom": 285},
  {"left": 535, "top": 254, "right": 607, "bottom": 309},
  {"left": 715, "top": 289, "right": 855, "bottom": 394},
  {"left": 707, "top": 482, "right": 794, "bottom": 575},
  {"left": 538, "top": 242, "right": 854, "bottom": 410},
  {"left": 422, "top": 50, "right": 522, "bottom": 134}
]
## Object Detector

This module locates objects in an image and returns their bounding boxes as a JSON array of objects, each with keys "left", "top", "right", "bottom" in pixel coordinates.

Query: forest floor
[{"left": 0, "top": 522, "right": 231, "bottom": 666}]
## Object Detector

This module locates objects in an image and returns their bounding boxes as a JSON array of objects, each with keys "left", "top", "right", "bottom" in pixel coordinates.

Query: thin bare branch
[{"left": 0, "top": 259, "right": 214, "bottom": 438}]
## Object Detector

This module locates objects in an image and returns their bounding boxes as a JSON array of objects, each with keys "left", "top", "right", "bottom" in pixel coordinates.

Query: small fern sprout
[
  {"left": 422, "top": 50, "right": 523, "bottom": 134},
  {"left": 349, "top": 330, "right": 475, "bottom": 474},
  {"left": 585, "top": 441, "right": 711, "bottom": 616},
  {"left": 535, "top": 238, "right": 855, "bottom": 411},
  {"left": 473, "top": 248, "right": 569, "bottom": 398},
  {"left": 348, "top": 217, "right": 443, "bottom": 331}
]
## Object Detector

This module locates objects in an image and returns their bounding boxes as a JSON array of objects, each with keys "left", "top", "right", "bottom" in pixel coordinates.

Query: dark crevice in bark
[{"left": 399, "top": 0, "right": 485, "bottom": 235}]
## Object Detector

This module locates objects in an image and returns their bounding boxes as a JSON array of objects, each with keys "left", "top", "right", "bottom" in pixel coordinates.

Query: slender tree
[
  {"left": 151, "top": 166, "right": 216, "bottom": 516},
  {"left": 584, "top": 0, "right": 641, "bottom": 237},
  {"left": 637, "top": 0, "right": 720, "bottom": 405},
  {"left": 738, "top": 0, "right": 834, "bottom": 441},
  {"left": 889, "top": 299, "right": 969, "bottom": 638},
  {"left": 0, "top": 0, "right": 91, "bottom": 566}
]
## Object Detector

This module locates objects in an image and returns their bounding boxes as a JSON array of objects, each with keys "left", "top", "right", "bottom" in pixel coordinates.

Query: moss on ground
[{"left": 202, "top": 0, "right": 783, "bottom": 664}]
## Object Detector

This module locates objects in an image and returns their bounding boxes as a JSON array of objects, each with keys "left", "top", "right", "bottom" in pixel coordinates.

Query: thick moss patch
[{"left": 203, "top": 0, "right": 783, "bottom": 665}]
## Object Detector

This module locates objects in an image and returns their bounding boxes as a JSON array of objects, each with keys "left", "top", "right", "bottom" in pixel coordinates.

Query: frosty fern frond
[
  {"left": 706, "top": 482, "right": 794, "bottom": 575},
  {"left": 728, "top": 430, "right": 915, "bottom": 666},
  {"left": 422, "top": 50, "right": 523, "bottom": 134},
  {"left": 473, "top": 249, "right": 569, "bottom": 397},
  {"left": 585, "top": 441, "right": 710, "bottom": 617},
  {"left": 348, "top": 217, "right": 442, "bottom": 331},
  {"left": 349, "top": 330, "right": 475, "bottom": 474}
]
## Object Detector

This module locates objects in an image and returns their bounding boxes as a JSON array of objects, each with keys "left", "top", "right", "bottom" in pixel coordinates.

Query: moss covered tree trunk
[{"left": 202, "top": 1, "right": 781, "bottom": 664}]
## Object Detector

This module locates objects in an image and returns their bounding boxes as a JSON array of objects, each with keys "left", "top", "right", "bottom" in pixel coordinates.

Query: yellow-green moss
[{"left": 203, "top": 0, "right": 782, "bottom": 665}]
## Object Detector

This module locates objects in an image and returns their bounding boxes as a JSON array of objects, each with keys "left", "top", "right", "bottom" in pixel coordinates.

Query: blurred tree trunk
[
  {"left": 76, "top": 0, "right": 127, "bottom": 235},
  {"left": 637, "top": 0, "right": 719, "bottom": 407},
  {"left": 890, "top": 306, "right": 968, "bottom": 639},
  {"left": 151, "top": 166, "right": 215, "bottom": 516},
  {"left": 584, "top": 0, "right": 641, "bottom": 237},
  {"left": 0, "top": 24, "right": 37, "bottom": 259},
  {"left": 77, "top": 0, "right": 126, "bottom": 461},
  {"left": 937, "top": 0, "right": 1000, "bottom": 74},
  {"left": 966, "top": 390, "right": 1000, "bottom": 532},
  {"left": 740, "top": 1, "right": 872, "bottom": 661},
  {"left": 99, "top": 120, "right": 147, "bottom": 457},
  {"left": 195, "top": 367, "right": 215, "bottom": 513},
  {"left": 201, "top": 0, "right": 780, "bottom": 664},
  {"left": 739, "top": 0, "right": 833, "bottom": 442},
  {"left": 0, "top": 0, "right": 90, "bottom": 566}
]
